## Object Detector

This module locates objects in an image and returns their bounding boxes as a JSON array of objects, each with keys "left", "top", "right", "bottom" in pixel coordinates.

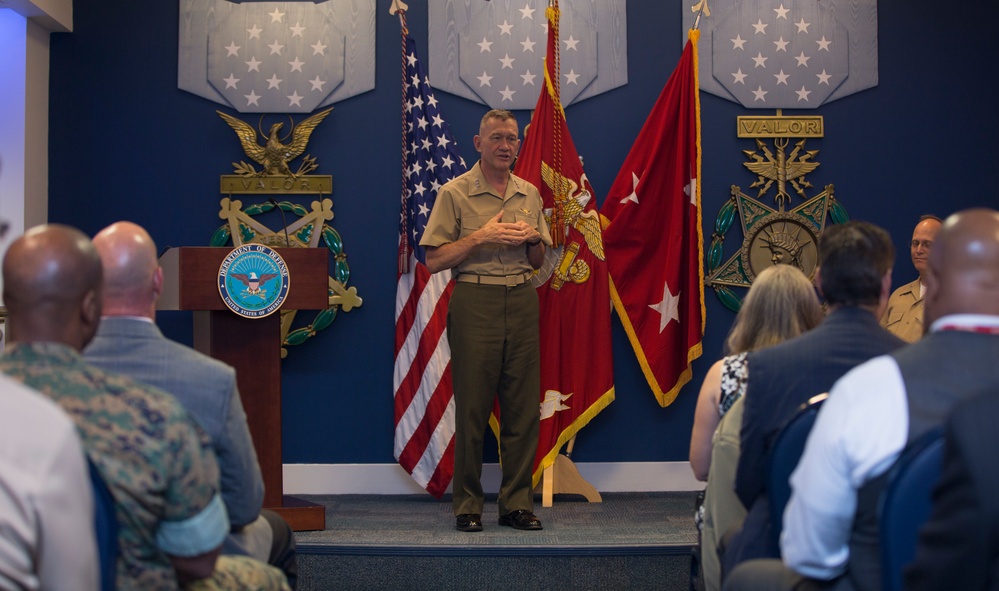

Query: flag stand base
[{"left": 536, "top": 437, "right": 603, "bottom": 507}]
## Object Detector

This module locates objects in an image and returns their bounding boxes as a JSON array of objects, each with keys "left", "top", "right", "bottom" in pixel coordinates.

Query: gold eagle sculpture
[
  {"left": 540, "top": 161, "right": 605, "bottom": 261},
  {"left": 743, "top": 137, "right": 819, "bottom": 210},
  {"left": 217, "top": 107, "right": 332, "bottom": 177}
]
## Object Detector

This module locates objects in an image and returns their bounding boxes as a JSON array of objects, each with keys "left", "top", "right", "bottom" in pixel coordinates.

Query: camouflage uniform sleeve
[{"left": 157, "top": 405, "right": 229, "bottom": 555}]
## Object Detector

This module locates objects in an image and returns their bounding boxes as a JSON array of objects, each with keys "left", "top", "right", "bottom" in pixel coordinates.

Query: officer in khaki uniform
[
  {"left": 420, "top": 109, "right": 552, "bottom": 533},
  {"left": 880, "top": 215, "right": 942, "bottom": 343}
]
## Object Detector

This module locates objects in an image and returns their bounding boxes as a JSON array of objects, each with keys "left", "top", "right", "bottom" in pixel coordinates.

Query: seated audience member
[
  {"left": 722, "top": 221, "right": 906, "bottom": 577},
  {"left": 83, "top": 221, "right": 297, "bottom": 588},
  {"left": 0, "top": 224, "right": 289, "bottom": 590},
  {"left": 691, "top": 264, "right": 824, "bottom": 591},
  {"left": 725, "top": 208, "right": 999, "bottom": 591},
  {"left": 690, "top": 264, "right": 824, "bottom": 480},
  {"left": 904, "top": 392, "right": 999, "bottom": 591},
  {"left": 0, "top": 372, "right": 99, "bottom": 591},
  {"left": 880, "top": 215, "right": 943, "bottom": 343}
]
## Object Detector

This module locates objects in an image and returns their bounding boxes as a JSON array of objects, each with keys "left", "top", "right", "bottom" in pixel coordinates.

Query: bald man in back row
[
  {"left": 0, "top": 224, "right": 289, "bottom": 589},
  {"left": 83, "top": 221, "right": 298, "bottom": 588}
]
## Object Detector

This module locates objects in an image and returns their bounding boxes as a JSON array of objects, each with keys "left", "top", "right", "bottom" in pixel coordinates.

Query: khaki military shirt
[
  {"left": 420, "top": 161, "right": 552, "bottom": 277},
  {"left": 880, "top": 278, "right": 925, "bottom": 343}
]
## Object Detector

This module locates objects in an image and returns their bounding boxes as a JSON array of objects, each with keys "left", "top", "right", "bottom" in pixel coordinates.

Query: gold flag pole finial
[
  {"left": 692, "top": 3, "right": 706, "bottom": 30},
  {"left": 389, "top": 0, "right": 408, "bottom": 15},
  {"left": 691, "top": 0, "right": 710, "bottom": 21}
]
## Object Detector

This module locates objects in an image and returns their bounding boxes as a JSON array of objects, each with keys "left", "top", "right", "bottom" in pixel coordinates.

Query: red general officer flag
[
  {"left": 511, "top": 4, "right": 615, "bottom": 485},
  {"left": 600, "top": 29, "right": 705, "bottom": 407}
]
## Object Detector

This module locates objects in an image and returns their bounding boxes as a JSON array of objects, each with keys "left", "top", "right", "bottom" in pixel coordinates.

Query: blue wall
[{"left": 48, "top": 1, "right": 999, "bottom": 467}]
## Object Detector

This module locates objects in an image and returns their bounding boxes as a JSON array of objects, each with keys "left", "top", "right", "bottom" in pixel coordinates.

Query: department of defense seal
[{"left": 217, "top": 244, "right": 290, "bottom": 318}]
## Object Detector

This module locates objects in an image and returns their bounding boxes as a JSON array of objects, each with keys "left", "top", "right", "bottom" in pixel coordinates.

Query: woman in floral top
[{"left": 689, "top": 264, "right": 823, "bottom": 591}]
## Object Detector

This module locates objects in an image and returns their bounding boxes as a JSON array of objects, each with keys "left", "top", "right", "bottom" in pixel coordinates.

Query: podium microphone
[{"left": 268, "top": 198, "right": 292, "bottom": 247}]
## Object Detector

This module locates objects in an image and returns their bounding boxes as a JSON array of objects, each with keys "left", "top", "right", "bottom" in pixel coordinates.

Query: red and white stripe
[{"left": 393, "top": 253, "right": 455, "bottom": 497}]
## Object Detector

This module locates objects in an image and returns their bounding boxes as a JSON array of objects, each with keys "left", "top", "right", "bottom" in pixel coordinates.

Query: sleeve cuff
[{"left": 156, "top": 493, "right": 229, "bottom": 557}]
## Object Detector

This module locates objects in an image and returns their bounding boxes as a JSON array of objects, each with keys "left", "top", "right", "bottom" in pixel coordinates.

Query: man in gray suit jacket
[{"left": 84, "top": 221, "right": 297, "bottom": 588}]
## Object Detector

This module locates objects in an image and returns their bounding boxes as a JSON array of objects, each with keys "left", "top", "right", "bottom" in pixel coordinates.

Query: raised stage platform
[{"left": 292, "top": 491, "right": 700, "bottom": 590}]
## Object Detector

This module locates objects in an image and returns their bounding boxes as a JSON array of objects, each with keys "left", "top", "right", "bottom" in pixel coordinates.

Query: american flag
[{"left": 393, "top": 27, "right": 467, "bottom": 498}]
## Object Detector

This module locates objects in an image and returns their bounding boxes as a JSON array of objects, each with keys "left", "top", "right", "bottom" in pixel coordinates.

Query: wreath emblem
[
  {"left": 212, "top": 197, "right": 362, "bottom": 357},
  {"left": 704, "top": 137, "right": 849, "bottom": 312}
]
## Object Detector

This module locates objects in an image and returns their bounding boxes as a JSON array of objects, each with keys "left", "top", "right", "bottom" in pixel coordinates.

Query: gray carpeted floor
[
  {"left": 294, "top": 491, "right": 699, "bottom": 553},
  {"left": 292, "top": 491, "right": 701, "bottom": 590}
]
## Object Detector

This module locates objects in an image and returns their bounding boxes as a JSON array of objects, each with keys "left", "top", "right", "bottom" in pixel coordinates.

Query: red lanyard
[{"left": 936, "top": 324, "right": 999, "bottom": 335}]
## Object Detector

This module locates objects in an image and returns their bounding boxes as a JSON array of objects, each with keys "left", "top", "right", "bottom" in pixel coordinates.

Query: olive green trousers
[{"left": 447, "top": 281, "right": 540, "bottom": 516}]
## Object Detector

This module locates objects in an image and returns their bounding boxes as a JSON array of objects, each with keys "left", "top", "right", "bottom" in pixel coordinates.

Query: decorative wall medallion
[{"left": 704, "top": 115, "right": 849, "bottom": 312}]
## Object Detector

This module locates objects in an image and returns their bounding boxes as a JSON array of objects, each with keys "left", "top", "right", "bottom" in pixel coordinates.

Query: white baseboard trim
[{"left": 283, "top": 462, "right": 703, "bottom": 495}]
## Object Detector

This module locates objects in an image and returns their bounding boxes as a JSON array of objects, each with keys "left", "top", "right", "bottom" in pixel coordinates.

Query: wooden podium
[{"left": 157, "top": 247, "right": 327, "bottom": 531}]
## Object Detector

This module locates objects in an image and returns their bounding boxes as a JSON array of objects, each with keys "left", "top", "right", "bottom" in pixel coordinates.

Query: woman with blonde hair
[{"left": 689, "top": 264, "right": 823, "bottom": 591}]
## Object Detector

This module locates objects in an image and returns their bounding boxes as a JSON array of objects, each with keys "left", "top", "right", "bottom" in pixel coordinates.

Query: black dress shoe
[
  {"left": 456, "top": 513, "right": 483, "bottom": 532},
  {"left": 498, "top": 510, "right": 543, "bottom": 530}
]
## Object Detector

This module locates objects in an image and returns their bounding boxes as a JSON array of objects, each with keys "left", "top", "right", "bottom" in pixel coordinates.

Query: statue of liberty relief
[
  {"left": 760, "top": 221, "right": 806, "bottom": 272},
  {"left": 739, "top": 213, "right": 821, "bottom": 284}
]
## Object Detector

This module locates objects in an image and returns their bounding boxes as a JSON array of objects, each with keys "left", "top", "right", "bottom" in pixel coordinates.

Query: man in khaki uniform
[
  {"left": 420, "top": 109, "right": 552, "bottom": 533},
  {"left": 880, "top": 215, "right": 943, "bottom": 342}
]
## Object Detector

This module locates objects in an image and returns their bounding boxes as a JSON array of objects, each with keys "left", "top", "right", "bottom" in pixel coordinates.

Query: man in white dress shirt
[
  {"left": 724, "top": 207, "right": 999, "bottom": 591},
  {"left": 0, "top": 372, "right": 99, "bottom": 591}
]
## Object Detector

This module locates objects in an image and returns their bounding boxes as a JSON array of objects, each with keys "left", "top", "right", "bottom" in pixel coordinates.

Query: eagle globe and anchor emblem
[
  {"left": 529, "top": 162, "right": 606, "bottom": 291},
  {"left": 218, "top": 244, "right": 290, "bottom": 318}
]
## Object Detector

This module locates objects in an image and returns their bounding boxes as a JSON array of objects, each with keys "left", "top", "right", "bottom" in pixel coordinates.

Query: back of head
[
  {"left": 2, "top": 224, "right": 103, "bottom": 348},
  {"left": 923, "top": 208, "right": 999, "bottom": 326},
  {"left": 725, "top": 264, "right": 824, "bottom": 354},
  {"left": 91, "top": 221, "right": 160, "bottom": 316},
  {"left": 816, "top": 221, "right": 894, "bottom": 307}
]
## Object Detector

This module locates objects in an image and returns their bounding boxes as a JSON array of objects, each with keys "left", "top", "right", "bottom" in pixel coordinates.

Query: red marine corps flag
[
  {"left": 600, "top": 30, "right": 705, "bottom": 407},
  {"left": 512, "top": 2, "right": 615, "bottom": 485}
]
